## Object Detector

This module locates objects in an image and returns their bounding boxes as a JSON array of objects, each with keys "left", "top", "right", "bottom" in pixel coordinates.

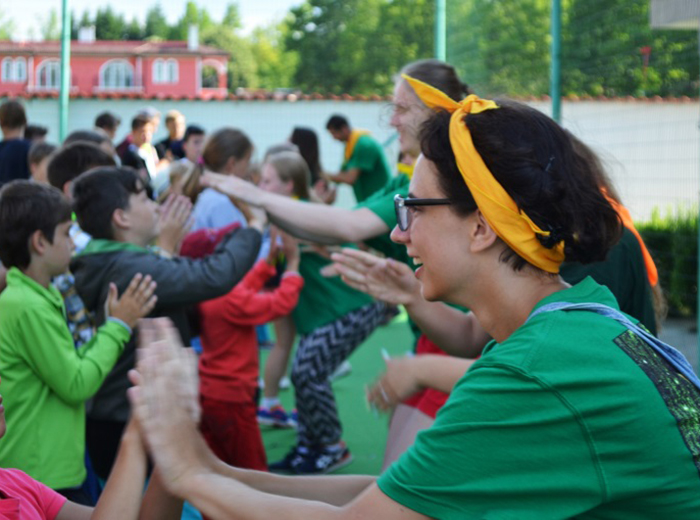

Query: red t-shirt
[
  {"left": 198, "top": 260, "right": 303, "bottom": 402},
  {"left": 0, "top": 468, "right": 66, "bottom": 520}
]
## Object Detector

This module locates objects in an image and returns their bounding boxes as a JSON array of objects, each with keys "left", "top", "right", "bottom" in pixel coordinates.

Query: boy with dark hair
[
  {"left": 70, "top": 166, "right": 262, "bottom": 479},
  {"left": 47, "top": 141, "right": 115, "bottom": 198},
  {"left": 0, "top": 100, "right": 31, "bottom": 185},
  {"left": 324, "top": 113, "right": 390, "bottom": 203},
  {"left": 182, "top": 124, "right": 206, "bottom": 165},
  {"left": 24, "top": 124, "right": 48, "bottom": 142},
  {"left": 0, "top": 180, "right": 156, "bottom": 501},
  {"left": 94, "top": 111, "right": 121, "bottom": 141},
  {"left": 28, "top": 141, "right": 57, "bottom": 184}
]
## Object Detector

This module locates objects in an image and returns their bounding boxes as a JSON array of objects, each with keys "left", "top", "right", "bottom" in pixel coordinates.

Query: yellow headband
[{"left": 403, "top": 74, "right": 565, "bottom": 273}]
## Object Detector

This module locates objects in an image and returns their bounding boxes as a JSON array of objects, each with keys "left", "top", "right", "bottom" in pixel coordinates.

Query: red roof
[{"left": 0, "top": 40, "right": 228, "bottom": 57}]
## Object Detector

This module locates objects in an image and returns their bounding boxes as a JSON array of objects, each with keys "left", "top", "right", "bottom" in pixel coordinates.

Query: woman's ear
[{"left": 469, "top": 209, "right": 498, "bottom": 253}]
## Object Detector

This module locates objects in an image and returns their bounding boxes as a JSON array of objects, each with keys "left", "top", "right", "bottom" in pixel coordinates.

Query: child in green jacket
[{"left": 0, "top": 181, "right": 156, "bottom": 502}]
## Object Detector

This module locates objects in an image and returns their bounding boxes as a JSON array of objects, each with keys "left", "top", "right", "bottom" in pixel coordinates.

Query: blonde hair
[{"left": 265, "top": 151, "right": 313, "bottom": 201}]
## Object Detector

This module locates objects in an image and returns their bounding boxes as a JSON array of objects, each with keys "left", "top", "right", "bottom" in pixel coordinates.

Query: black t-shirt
[
  {"left": 155, "top": 137, "right": 185, "bottom": 160},
  {"left": 0, "top": 138, "right": 31, "bottom": 185}
]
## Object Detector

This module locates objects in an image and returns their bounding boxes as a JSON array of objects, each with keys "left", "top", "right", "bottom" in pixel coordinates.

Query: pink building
[{"left": 0, "top": 29, "right": 229, "bottom": 100}]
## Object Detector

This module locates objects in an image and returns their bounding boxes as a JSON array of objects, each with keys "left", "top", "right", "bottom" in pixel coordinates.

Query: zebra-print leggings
[{"left": 291, "top": 301, "right": 386, "bottom": 447}]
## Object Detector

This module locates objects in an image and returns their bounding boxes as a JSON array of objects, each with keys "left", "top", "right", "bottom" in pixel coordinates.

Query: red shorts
[
  {"left": 402, "top": 335, "right": 450, "bottom": 419},
  {"left": 199, "top": 394, "right": 267, "bottom": 471}
]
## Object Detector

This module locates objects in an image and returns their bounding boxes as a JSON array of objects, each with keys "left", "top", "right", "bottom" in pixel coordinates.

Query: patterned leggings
[{"left": 292, "top": 301, "right": 386, "bottom": 447}]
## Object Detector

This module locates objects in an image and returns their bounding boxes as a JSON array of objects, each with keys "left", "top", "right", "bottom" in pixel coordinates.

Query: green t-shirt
[
  {"left": 378, "top": 278, "right": 700, "bottom": 519},
  {"left": 560, "top": 227, "right": 656, "bottom": 336},
  {"left": 0, "top": 268, "right": 130, "bottom": 489},
  {"left": 292, "top": 248, "right": 373, "bottom": 335},
  {"left": 355, "top": 173, "right": 411, "bottom": 268},
  {"left": 343, "top": 134, "right": 391, "bottom": 203}
]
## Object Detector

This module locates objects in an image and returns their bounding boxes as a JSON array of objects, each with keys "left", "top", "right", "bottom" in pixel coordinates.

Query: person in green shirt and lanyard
[
  {"left": 132, "top": 72, "right": 700, "bottom": 519},
  {"left": 324, "top": 114, "right": 391, "bottom": 203}
]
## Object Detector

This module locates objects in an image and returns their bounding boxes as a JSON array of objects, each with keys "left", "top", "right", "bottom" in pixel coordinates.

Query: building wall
[
  {"left": 5, "top": 96, "right": 698, "bottom": 218},
  {"left": 0, "top": 52, "right": 227, "bottom": 98}
]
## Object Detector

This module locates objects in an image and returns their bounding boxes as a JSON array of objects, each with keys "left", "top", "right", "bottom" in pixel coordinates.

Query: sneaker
[
  {"left": 269, "top": 444, "right": 311, "bottom": 473},
  {"left": 292, "top": 442, "right": 353, "bottom": 475},
  {"left": 257, "top": 405, "right": 297, "bottom": 428},
  {"left": 329, "top": 360, "right": 352, "bottom": 382}
]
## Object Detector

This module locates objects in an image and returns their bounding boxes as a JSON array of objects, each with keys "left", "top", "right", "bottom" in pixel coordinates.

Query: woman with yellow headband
[{"left": 128, "top": 85, "right": 700, "bottom": 518}]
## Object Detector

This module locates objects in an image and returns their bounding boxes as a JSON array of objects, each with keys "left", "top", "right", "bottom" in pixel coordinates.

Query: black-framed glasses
[{"left": 394, "top": 194, "right": 452, "bottom": 232}]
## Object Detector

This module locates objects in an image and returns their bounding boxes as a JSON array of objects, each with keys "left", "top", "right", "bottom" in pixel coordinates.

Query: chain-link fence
[{"left": 446, "top": 0, "right": 699, "bottom": 367}]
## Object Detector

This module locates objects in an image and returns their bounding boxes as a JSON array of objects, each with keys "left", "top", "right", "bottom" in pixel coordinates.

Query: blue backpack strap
[{"left": 528, "top": 302, "right": 700, "bottom": 391}]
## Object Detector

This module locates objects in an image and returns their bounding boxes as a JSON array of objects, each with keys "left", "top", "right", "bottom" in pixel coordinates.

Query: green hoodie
[{"left": 0, "top": 268, "right": 130, "bottom": 489}]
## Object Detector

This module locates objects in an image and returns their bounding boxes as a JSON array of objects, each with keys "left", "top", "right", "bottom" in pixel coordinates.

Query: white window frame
[
  {"left": 1, "top": 58, "right": 12, "bottom": 82},
  {"left": 99, "top": 59, "right": 134, "bottom": 89},
  {"left": 36, "top": 59, "right": 61, "bottom": 89},
  {"left": 165, "top": 59, "right": 178, "bottom": 83},
  {"left": 152, "top": 58, "right": 165, "bottom": 83},
  {"left": 13, "top": 58, "right": 26, "bottom": 82}
]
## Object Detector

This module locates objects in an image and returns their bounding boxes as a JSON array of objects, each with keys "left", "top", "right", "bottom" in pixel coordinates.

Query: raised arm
[
  {"left": 201, "top": 172, "right": 388, "bottom": 244},
  {"left": 129, "top": 319, "right": 431, "bottom": 520},
  {"left": 329, "top": 249, "right": 490, "bottom": 358}
]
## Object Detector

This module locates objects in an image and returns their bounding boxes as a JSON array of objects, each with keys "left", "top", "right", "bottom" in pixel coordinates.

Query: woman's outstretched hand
[
  {"left": 201, "top": 171, "right": 265, "bottom": 207},
  {"left": 328, "top": 248, "right": 421, "bottom": 306}
]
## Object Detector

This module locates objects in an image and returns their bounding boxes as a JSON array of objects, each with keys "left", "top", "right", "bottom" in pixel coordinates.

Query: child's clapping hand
[
  {"left": 280, "top": 230, "right": 300, "bottom": 272},
  {"left": 106, "top": 273, "right": 158, "bottom": 329}
]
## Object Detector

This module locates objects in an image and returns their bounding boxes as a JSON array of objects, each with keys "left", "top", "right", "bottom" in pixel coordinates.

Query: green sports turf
[{"left": 259, "top": 310, "right": 416, "bottom": 476}]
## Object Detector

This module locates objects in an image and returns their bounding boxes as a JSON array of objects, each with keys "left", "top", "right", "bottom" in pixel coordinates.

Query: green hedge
[{"left": 637, "top": 206, "right": 698, "bottom": 317}]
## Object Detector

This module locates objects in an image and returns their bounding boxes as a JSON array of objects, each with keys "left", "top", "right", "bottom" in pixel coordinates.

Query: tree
[
  {"left": 144, "top": 4, "right": 170, "bottom": 39},
  {"left": 250, "top": 22, "right": 298, "bottom": 89},
  {"left": 170, "top": 1, "right": 216, "bottom": 40},
  {"left": 0, "top": 8, "right": 14, "bottom": 39},
  {"left": 41, "top": 8, "right": 61, "bottom": 41},
  {"left": 563, "top": 0, "right": 697, "bottom": 97},
  {"left": 94, "top": 6, "right": 129, "bottom": 40}
]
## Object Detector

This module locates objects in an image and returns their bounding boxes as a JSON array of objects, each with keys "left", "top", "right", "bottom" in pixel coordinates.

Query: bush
[{"left": 637, "top": 206, "right": 698, "bottom": 317}]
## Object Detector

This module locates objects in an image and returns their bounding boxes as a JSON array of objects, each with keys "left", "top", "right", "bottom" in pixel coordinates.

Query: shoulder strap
[{"left": 528, "top": 302, "right": 700, "bottom": 391}]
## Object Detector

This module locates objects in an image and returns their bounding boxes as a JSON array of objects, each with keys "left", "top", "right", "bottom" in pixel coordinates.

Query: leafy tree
[
  {"left": 41, "top": 8, "right": 62, "bottom": 41},
  {"left": 563, "top": 0, "right": 697, "bottom": 97},
  {"left": 0, "top": 8, "right": 14, "bottom": 39},
  {"left": 446, "top": 0, "right": 550, "bottom": 97},
  {"left": 94, "top": 6, "right": 129, "bottom": 40},
  {"left": 170, "top": 1, "right": 216, "bottom": 40},
  {"left": 144, "top": 4, "right": 170, "bottom": 39},
  {"left": 250, "top": 22, "right": 299, "bottom": 89}
]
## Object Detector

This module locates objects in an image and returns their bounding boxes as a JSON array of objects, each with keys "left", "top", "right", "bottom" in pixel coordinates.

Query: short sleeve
[
  {"left": 355, "top": 176, "right": 408, "bottom": 228},
  {"left": 344, "top": 136, "right": 376, "bottom": 172},
  {"left": 377, "top": 365, "right": 604, "bottom": 519}
]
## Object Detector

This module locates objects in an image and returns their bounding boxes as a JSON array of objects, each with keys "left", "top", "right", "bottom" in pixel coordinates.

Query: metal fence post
[
  {"left": 550, "top": 0, "right": 561, "bottom": 123},
  {"left": 435, "top": 0, "right": 446, "bottom": 61},
  {"left": 59, "top": 0, "right": 71, "bottom": 142}
]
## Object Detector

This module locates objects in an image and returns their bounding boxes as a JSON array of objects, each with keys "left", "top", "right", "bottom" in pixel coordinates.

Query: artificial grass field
[{"left": 259, "top": 311, "right": 416, "bottom": 476}]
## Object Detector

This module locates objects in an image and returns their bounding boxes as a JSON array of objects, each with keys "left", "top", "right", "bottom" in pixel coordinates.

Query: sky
[{"left": 3, "top": 0, "right": 303, "bottom": 40}]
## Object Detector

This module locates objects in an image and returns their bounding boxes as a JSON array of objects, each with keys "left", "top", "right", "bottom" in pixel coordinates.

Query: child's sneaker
[
  {"left": 292, "top": 442, "right": 353, "bottom": 475},
  {"left": 257, "top": 405, "right": 297, "bottom": 428},
  {"left": 268, "top": 444, "right": 310, "bottom": 473}
]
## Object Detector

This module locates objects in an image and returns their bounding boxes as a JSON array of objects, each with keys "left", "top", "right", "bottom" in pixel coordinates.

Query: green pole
[
  {"left": 697, "top": 23, "right": 700, "bottom": 374},
  {"left": 435, "top": 0, "right": 446, "bottom": 60},
  {"left": 550, "top": 0, "right": 561, "bottom": 123},
  {"left": 59, "top": 0, "right": 71, "bottom": 142}
]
